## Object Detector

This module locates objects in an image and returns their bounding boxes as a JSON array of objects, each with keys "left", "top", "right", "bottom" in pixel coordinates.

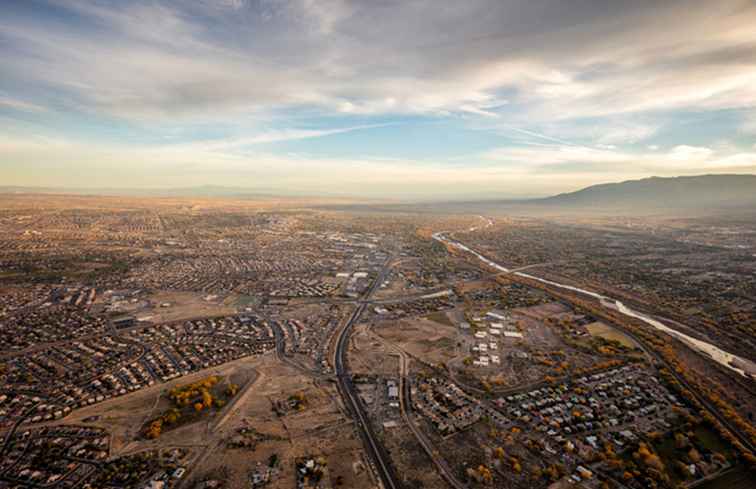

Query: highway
[{"left": 333, "top": 256, "right": 401, "bottom": 489}]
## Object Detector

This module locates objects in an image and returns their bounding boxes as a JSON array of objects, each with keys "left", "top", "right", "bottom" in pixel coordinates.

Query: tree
[
  {"left": 674, "top": 432, "right": 688, "bottom": 449},
  {"left": 510, "top": 457, "right": 522, "bottom": 473},
  {"left": 146, "top": 419, "right": 162, "bottom": 439},
  {"left": 202, "top": 388, "right": 213, "bottom": 408},
  {"left": 476, "top": 465, "right": 493, "bottom": 484},
  {"left": 634, "top": 443, "right": 664, "bottom": 472},
  {"left": 268, "top": 453, "right": 279, "bottom": 467}
]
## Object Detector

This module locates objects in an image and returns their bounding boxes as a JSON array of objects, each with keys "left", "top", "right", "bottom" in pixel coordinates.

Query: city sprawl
[{"left": 0, "top": 195, "right": 754, "bottom": 489}]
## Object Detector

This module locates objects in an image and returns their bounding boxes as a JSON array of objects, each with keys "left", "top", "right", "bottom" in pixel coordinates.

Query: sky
[{"left": 1, "top": 0, "right": 756, "bottom": 200}]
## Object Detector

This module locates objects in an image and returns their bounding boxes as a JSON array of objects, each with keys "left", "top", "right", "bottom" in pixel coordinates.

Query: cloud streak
[
  {"left": 3, "top": 0, "right": 754, "bottom": 121},
  {"left": 179, "top": 123, "right": 397, "bottom": 152}
]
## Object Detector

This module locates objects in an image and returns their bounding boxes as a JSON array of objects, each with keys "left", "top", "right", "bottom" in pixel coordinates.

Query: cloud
[
  {"left": 667, "top": 145, "right": 714, "bottom": 162},
  {"left": 177, "top": 123, "right": 394, "bottom": 151},
  {"left": 482, "top": 143, "right": 754, "bottom": 173},
  {"left": 2, "top": 129, "right": 753, "bottom": 198},
  {"left": 0, "top": 133, "right": 529, "bottom": 197},
  {"left": 236, "top": 124, "right": 388, "bottom": 144},
  {"left": 596, "top": 124, "right": 658, "bottom": 145},
  {"left": 296, "top": 0, "right": 353, "bottom": 35},
  {"left": 741, "top": 111, "right": 756, "bottom": 134},
  {"left": 483, "top": 145, "right": 632, "bottom": 167},
  {"left": 706, "top": 152, "right": 756, "bottom": 168},
  {"left": 498, "top": 124, "right": 587, "bottom": 147},
  {"left": 0, "top": 96, "right": 47, "bottom": 112},
  {"left": 2, "top": 1, "right": 756, "bottom": 196},
  {"left": 2, "top": 0, "right": 756, "bottom": 122}
]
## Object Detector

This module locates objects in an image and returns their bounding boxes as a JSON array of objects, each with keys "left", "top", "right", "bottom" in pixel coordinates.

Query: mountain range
[
  {"left": 535, "top": 174, "right": 756, "bottom": 210},
  {"left": 2, "top": 174, "right": 756, "bottom": 211}
]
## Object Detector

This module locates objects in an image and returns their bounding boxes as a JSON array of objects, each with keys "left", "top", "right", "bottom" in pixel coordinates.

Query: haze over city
[{"left": 2, "top": 0, "right": 756, "bottom": 198}]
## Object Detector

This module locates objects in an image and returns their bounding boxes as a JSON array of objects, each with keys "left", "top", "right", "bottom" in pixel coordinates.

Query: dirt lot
[
  {"left": 374, "top": 315, "right": 460, "bottom": 366},
  {"left": 513, "top": 302, "right": 570, "bottom": 321},
  {"left": 133, "top": 290, "right": 238, "bottom": 323},
  {"left": 59, "top": 355, "right": 262, "bottom": 455},
  {"left": 349, "top": 323, "right": 400, "bottom": 376},
  {"left": 51, "top": 351, "right": 377, "bottom": 489},
  {"left": 450, "top": 301, "right": 633, "bottom": 391},
  {"left": 187, "top": 356, "right": 376, "bottom": 489},
  {"left": 377, "top": 423, "right": 448, "bottom": 489}
]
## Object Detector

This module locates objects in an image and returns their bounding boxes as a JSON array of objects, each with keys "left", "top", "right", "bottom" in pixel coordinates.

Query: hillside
[{"left": 536, "top": 174, "right": 756, "bottom": 210}]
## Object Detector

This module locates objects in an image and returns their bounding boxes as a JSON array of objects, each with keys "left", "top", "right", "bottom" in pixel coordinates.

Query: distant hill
[
  {"left": 535, "top": 174, "right": 756, "bottom": 210},
  {"left": 0, "top": 185, "right": 316, "bottom": 199}
]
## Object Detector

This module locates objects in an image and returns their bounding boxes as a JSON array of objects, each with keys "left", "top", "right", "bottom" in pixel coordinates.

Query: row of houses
[
  {"left": 496, "top": 365, "right": 678, "bottom": 441},
  {"left": 1, "top": 316, "right": 276, "bottom": 429}
]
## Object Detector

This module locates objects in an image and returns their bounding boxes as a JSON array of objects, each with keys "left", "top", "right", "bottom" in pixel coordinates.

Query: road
[
  {"left": 269, "top": 318, "right": 331, "bottom": 379},
  {"left": 333, "top": 255, "right": 401, "bottom": 489},
  {"left": 373, "top": 330, "right": 469, "bottom": 489}
]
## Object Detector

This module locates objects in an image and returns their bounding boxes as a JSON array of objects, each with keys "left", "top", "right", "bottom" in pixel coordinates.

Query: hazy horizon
[
  {"left": 2, "top": 1, "right": 756, "bottom": 198},
  {"left": 2, "top": 173, "right": 756, "bottom": 206}
]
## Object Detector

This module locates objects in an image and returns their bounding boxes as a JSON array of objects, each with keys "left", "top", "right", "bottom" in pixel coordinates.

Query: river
[{"left": 433, "top": 224, "right": 754, "bottom": 378}]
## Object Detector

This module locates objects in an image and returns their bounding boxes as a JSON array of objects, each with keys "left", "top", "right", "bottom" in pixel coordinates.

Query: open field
[
  {"left": 375, "top": 315, "right": 460, "bottom": 366},
  {"left": 585, "top": 321, "right": 639, "bottom": 348},
  {"left": 184, "top": 357, "right": 375, "bottom": 489},
  {"left": 133, "top": 290, "right": 238, "bottom": 323},
  {"left": 349, "top": 323, "right": 400, "bottom": 376},
  {"left": 56, "top": 355, "right": 264, "bottom": 455}
]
